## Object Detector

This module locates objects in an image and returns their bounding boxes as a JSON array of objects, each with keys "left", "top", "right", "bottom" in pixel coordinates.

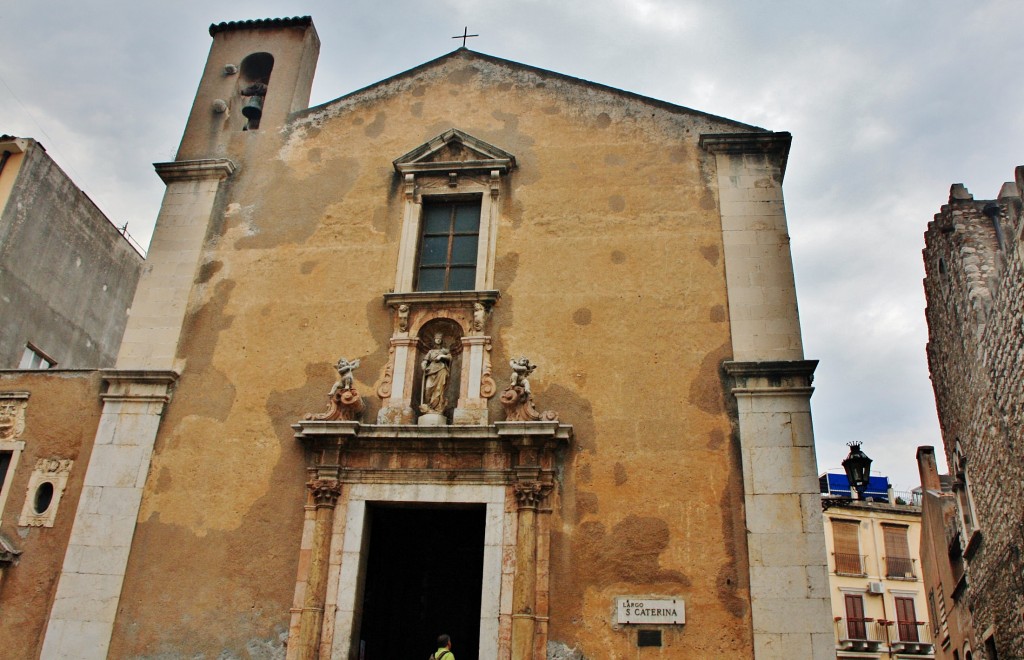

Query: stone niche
[
  {"left": 411, "top": 318, "right": 463, "bottom": 425},
  {"left": 377, "top": 290, "right": 498, "bottom": 425}
]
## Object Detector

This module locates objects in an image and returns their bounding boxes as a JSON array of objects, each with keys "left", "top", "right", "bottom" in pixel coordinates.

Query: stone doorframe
[{"left": 288, "top": 420, "right": 572, "bottom": 660}]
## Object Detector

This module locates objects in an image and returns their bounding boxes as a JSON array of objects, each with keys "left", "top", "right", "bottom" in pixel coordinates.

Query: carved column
[
  {"left": 295, "top": 477, "right": 342, "bottom": 660},
  {"left": 454, "top": 335, "right": 495, "bottom": 424},
  {"left": 377, "top": 336, "right": 419, "bottom": 424},
  {"left": 511, "top": 478, "right": 551, "bottom": 660}
]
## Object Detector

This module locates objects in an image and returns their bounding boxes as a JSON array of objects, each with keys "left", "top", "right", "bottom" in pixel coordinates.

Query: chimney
[{"left": 917, "top": 446, "right": 941, "bottom": 491}]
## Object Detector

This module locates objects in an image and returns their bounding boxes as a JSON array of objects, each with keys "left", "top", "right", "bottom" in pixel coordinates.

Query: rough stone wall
[
  {"left": 0, "top": 141, "right": 143, "bottom": 368},
  {"left": 922, "top": 174, "right": 1024, "bottom": 658},
  {"left": 106, "top": 51, "right": 759, "bottom": 658},
  {"left": 0, "top": 370, "right": 103, "bottom": 658}
]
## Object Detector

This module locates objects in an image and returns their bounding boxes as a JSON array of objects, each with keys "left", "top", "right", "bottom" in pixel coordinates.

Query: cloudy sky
[{"left": 3, "top": 0, "right": 1021, "bottom": 489}]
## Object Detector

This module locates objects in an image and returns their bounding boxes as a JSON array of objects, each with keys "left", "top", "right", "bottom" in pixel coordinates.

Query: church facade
[{"left": 0, "top": 17, "right": 833, "bottom": 659}]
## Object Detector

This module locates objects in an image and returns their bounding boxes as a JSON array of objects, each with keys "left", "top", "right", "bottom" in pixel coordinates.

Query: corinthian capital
[
  {"left": 307, "top": 479, "right": 342, "bottom": 508},
  {"left": 514, "top": 480, "right": 553, "bottom": 509}
]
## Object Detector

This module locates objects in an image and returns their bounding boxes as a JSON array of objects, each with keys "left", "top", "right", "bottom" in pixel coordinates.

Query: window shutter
[
  {"left": 883, "top": 525, "right": 911, "bottom": 558},
  {"left": 833, "top": 521, "right": 860, "bottom": 554}
]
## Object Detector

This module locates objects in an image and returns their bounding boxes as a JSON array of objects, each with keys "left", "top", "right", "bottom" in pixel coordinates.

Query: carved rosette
[
  {"left": 306, "top": 388, "right": 365, "bottom": 422},
  {"left": 513, "top": 480, "right": 554, "bottom": 510},
  {"left": 307, "top": 479, "right": 342, "bottom": 508},
  {"left": 500, "top": 386, "right": 558, "bottom": 422}
]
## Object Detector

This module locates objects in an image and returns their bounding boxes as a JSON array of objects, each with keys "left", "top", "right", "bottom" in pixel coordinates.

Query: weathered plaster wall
[
  {"left": 110, "top": 52, "right": 760, "bottom": 658},
  {"left": 0, "top": 141, "right": 143, "bottom": 368},
  {"left": 923, "top": 175, "right": 1024, "bottom": 658},
  {"left": 0, "top": 370, "right": 103, "bottom": 658}
]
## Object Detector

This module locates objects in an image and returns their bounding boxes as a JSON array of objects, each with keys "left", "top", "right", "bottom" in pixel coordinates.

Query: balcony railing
[
  {"left": 890, "top": 621, "right": 935, "bottom": 655},
  {"left": 884, "top": 555, "right": 917, "bottom": 579},
  {"left": 833, "top": 552, "right": 866, "bottom": 575},
  {"left": 834, "top": 618, "right": 936, "bottom": 655},
  {"left": 891, "top": 489, "right": 923, "bottom": 506},
  {"left": 834, "top": 617, "right": 885, "bottom": 652}
]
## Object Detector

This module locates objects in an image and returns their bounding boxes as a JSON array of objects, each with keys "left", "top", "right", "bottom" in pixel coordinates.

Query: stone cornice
[
  {"left": 293, "top": 420, "right": 573, "bottom": 444},
  {"left": 100, "top": 369, "right": 180, "bottom": 385},
  {"left": 698, "top": 132, "right": 792, "bottom": 155},
  {"left": 0, "top": 391, "right": 30, "bottom": 401},
  {"left": 99, "top": 369, "right": 179, "bottom": 404},
  {"left": 384, "top": 290, "right": 500, "bottom": 308},
  {"left": 724, "top": 359, "right": 817, "bottom": 393},
  {"left": 699, "top": 131, "right": 791, "bottom": 177},
  {"left": 154, "top": 158, "right": 236, "bottom": 184},
  {"left": 723, "top": 360, "right": 817, "bottom": 378}
]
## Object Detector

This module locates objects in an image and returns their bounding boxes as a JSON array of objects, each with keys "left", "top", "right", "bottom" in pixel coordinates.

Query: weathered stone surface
[
  {"left": 922, "top": 172, "right": 1024, "bottom": 658},
  {"left": 6, "top": 18, "right": 831, "bottom": 660},
  {"left": 0, "top": 370, "right": 105, "bottom": 659}
]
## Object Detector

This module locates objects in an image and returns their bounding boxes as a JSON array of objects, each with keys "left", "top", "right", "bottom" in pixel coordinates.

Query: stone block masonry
[{"left": 922, "top": 171, "right": 1024, "bottom": 658}]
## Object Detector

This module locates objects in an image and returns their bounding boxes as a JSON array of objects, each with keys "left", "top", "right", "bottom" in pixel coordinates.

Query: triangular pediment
[
  {"left": 393, "top": 128, "right": 515, "bottom": 175},
  {"left": 298, "top": 49, "right": 766, "bottom": 137}
]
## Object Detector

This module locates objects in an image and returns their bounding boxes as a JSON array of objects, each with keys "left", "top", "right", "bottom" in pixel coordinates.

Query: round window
[{"left": 34, "top": 481, "right": 54, "bottom": 514}]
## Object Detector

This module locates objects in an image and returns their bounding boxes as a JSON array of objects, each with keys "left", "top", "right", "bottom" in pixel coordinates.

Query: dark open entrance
[{"left": 358, "top": 503, "right": 485, "bottom": 660}]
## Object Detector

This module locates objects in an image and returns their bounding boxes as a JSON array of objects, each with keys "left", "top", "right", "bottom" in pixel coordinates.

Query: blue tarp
[{"left": 819, "top": 472, "right": 890, "bottom": 501}]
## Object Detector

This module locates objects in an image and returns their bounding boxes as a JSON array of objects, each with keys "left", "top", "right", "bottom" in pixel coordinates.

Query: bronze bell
[{"left": 242, "top": 95, "right": 264, "bottom": 121}]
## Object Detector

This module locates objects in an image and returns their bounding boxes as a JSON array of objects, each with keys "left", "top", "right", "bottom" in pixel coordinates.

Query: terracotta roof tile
[{"left": 209, "top": 16, "right": 312, "bottom": 37}]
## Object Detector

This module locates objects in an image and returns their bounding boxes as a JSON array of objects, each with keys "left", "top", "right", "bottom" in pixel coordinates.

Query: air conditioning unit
[{"left": 867, "top": 581, "right": 885, "bottom": 595}]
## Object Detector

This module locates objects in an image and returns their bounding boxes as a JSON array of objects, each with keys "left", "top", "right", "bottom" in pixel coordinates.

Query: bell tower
[
  {"left": 177, "top": 16, "right": 320, "bottom": 160},
  {"left": 40, "top": 18, "right": 320, "bottom": 660}
]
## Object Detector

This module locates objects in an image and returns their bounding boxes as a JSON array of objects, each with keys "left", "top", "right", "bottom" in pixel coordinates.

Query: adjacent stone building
[
  {"left": 922, "top": 173, "right": 1024, "bottom": 659},
  {"left": 0, "top": 136, "right": 144, "bottom": 369},
  {"left": 0, "top": 16, "right": 835, "bottom": 659}
]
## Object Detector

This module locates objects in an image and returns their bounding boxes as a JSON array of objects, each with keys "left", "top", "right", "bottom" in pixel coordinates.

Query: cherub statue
[
  {"left": 509, "top": 356, "right": 537, "bottom": 395},
  {"left": 397, "top": 304, "right": 410, "bottom": 332},
  {"left": 330, "top": 357, "right": 360, "bottom": 395}
]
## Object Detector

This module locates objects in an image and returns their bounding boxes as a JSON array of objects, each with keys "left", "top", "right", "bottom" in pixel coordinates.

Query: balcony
[
  {"left": 835, "top": 618, "right": 937, "bottom": 656},
  {"left": 833, "top": 552, "right": 867, "bottom": 576},
  {"left": 834, "top": 617, "right": 885, "bottom": 653},
  {"left": 890, "top": 621, "right": 935, "bottom": 655},
  {"left": 884, "top": 555, "right": 918, "bottom": 580}
]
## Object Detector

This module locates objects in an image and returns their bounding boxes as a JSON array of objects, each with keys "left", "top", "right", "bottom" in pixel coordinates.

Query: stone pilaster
[
  {"left": 724, "top": 361, "right": 833, "bottom": 659},
  {"left": 294, "top": 478, "right": 342, "bottom": 660},
  {"left": 703, "top": 132, "right": 832, "bottom": 659},
  {"left": 502, "top": 425, "right": 561, "bottom": 660},
  {"left": 40, "top": 370, "right": 177, "bottom": 660},
  {"left": 115, "top": 158, "right": 235, "bottom": 371},
  {"left": 377, "top": 336, "right": 418, "bottom": 424},
  {"left": 701, "top": 132, "right": 803, "bottom": 363},
  {"left": 511, "top": 478, "right": 552, "bottom": 660},
  {"left": 454, "top": 335, "right": 494, "bottom": 424}
]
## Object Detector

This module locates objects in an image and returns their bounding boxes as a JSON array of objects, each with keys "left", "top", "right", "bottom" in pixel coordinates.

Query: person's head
[{"left": 437, "top": 634, "right": 451, "bottom": 649}]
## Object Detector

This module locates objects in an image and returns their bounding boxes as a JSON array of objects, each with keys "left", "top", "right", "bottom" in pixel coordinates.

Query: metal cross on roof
[{"left": 452, "top": 27, "right": 479, "bottom": 48}]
